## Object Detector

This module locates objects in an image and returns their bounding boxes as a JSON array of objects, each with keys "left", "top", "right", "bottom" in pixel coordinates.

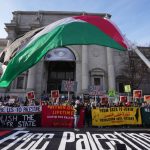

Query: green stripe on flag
[{"left": 0, "top": 22, "right": 126, "bottom": 87}]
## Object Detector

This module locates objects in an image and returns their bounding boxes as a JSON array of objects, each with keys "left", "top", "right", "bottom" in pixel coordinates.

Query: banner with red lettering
[{"left": 42, "top": 105, "right": 74, "bottom": 128}]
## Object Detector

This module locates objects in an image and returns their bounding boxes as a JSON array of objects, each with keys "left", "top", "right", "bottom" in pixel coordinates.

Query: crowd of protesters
[
  {"left": 0, "top": 93, "right": 150, "bottom": 108},
  {"left": 0, "top": 95, "right": 40, "bottom": 107},
  {"left": 0, "top": 93, "right": 150, "bottom": 129}
]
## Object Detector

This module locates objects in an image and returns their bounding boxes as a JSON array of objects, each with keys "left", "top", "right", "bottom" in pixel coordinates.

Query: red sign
[
  {"left": 51, "top": 90, "right": 59, "bottom": 98},
  {"left": 133, "top": 90, "right": 142, "bottom": 98},
  {"left": 120, "top": 96, "right": 127, "bottom": 103},
  {"left": 41, "top": 105, "right": 84, "bottom": 128},
  {"left": 42, "top": 105, "right": 74, "bottom": 128},
  {"left": 144, "top": 95, "right": 150, "bottom": 102},
  {"left": 26, "top": 91, "right": 35, "bottom": 100},
  {"left": 101, "top": 97, "right": 108, "bottom": 105}
]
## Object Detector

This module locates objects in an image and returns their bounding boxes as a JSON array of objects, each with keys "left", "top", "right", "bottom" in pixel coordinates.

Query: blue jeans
[{"left": 74, "top": 115, "right": 79, "bottom": 128}]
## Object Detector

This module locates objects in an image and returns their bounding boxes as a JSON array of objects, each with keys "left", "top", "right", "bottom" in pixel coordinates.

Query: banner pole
[
  {"left": 68, "top": 78, "right": 70, "bottom": 101},
  {"left": 95, "top": 95, "right": 96, "bottom": 106},
  {"left": 68, "top": 91, "right": 70, "bottom": 101},
  {"left": 82, "top": 93, "right": 84, "bottom": 103},
  {"left": 128, "top": 93, "right": 130, "bottom": 102}
]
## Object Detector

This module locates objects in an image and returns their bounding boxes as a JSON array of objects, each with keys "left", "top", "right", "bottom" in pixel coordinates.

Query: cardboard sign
[
  {"left": 108, "top": 90, "right": 116, "bottom": 97},
  {"left": 120, "top": 96, "right": 127, "bottom": 103},
  {"left": 89, "top": 85, "right": 104, "bottom": 96},
  {"left": 133, "top": 90, "right": 142, "bottom": 98},
  {"left": 124, "top": 85, "right": 131, "bottom": 93},
  {"left": 101, "top": 97, "right": 108, "bottom": 105},
  {"left": 26, "top": 91, "right": 35, "bottom": 100},
  {"left": 51, "top": 90, "right": 59, "bottom": 98},
  {"left": 61, "top": 80, "right": 77, "bottom": 92},
  {"left": 144, "top": 95, "right": 150, "bottom": 103}
]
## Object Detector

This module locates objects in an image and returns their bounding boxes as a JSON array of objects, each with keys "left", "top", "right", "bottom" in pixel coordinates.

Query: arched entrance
[{"left": 44, "top": 47, "right": 76, "bottom": 93}]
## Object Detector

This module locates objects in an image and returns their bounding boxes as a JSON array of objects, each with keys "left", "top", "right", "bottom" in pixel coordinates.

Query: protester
[
  {"left": 23, "top": 97, "right": 28, "bottom": 106},
  {"left": 73, "top": 100, "right": 81, "bottom": 131},
  {"left": 84, "top": 102, "right": 92, "bottom": 127}
]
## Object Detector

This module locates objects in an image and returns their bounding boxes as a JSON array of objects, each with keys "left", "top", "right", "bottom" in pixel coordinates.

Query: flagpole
[
  {"left": 95, "top": 95, "right": 96, "bottom": 106},
  {"left": 134, "top": 48, "right": 150, "bottom": 68},
  {"left": 68, "top": 78, "right": 70, "bottom": 101}
]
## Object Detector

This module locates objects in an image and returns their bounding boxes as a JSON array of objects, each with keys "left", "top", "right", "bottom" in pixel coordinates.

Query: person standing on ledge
[{"left": 74, "top": 100, "right": 81, "bottom": 131}]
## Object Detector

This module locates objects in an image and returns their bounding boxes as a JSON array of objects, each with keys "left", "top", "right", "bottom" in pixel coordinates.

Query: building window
[
  {"left": 118, "top": 82, "right": 124, "bottom": 93},
  {"left": 116, "top": 75, "right": 127, "bottom": 93},
  {"left": 94, "top": 78, "right": 101, "bottom": 85},
  {"left": 90, "top": 68, "right": 105, "bottom": 90},
  {"left": 16, "top": 76, "right": 24, "bottom": 89},
  {"left": 66, "top": 72, "right": 74, "bottom": 80},
  {"left": 57, "top": 72, "right": 65, "bottom": 79},
  {"left": 50, "top": 72, "right": 57, "bottom": 79},
  {"left": 9, "top": 72, "right": 27, "bottom": 90}
]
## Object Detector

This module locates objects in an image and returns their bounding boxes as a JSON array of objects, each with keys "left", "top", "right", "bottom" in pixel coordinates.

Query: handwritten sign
[
  {"left": 0, "top": 114, "right": 41, "bottom": 128},
  {"left": 51, "top": 90, "right": 59, "bottom": 98},
  {"left": 0, "top": 106, "right": 41, "bottom": 128},
  {"left": 101, "top": 97, "right": 108, "bottom": 105},
  {"left": 144, "top": 95, "right": 150, "bottom": 103},
  {"left": 120, "top": 96, "right": 127, "bottom": 103},
  {"left": 133, "top": 90, "right": 142, "bottom": 98},
  {"left": 92, "top": 107, "right": 142, "bottom": 126},
  {"left": 61, "top": 80, "right": 77, "bottom": 92},
  {"left": 124, "top": 85, "right": 131, "bottom": 93},
  {"left": 26, "top": 91, "right": 35, "bottom": 100},
  {"left": 89, "top": 85, "right": 104, "bottom": 96}
]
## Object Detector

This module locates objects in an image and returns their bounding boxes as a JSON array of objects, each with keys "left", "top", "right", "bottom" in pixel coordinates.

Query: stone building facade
[
  {"left": 0, "top": 11, "right": 149, "bottom": 98},
  {"left": 0, "top": 39, "right": 7, "bottom": 51}
]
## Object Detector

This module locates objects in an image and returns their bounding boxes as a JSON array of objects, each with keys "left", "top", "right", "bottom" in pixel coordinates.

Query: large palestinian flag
[{"left": 0, "top": 15, "right": 128, "bottom": 87}]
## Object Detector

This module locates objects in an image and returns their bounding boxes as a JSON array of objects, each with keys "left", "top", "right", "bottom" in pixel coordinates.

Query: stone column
[
  {"left": 26, "top": 65, "right": 36, "bottom": 91},
  {"left": 35, "top": 59, "right": 45, "bottom": 98},
  {"left": 7, "top": 30, "right": 16, "bottom": 46},
  {"left": 107, "top": 47, "right": 116, "bottom": 90},
  {"left": 76, "top": 61, "right": 82, "bottom": 94},
  {"left": 82, "top": 45, "right": 89, "bottom": 92}
]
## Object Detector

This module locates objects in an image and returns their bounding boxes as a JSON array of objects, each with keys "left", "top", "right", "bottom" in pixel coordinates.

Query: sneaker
[{"left": 74, "top": 128, "right": 80, "bottom": 131}]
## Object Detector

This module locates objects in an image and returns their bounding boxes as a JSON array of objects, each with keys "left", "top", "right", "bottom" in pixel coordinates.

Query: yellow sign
[
  {"left": 92, "top": 107, "right": 142, "bottom": 126},
  {"left": 124, "top": 85, "right": 131, "bottom": 93}
]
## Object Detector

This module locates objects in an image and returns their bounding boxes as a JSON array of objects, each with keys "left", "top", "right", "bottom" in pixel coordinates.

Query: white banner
[{"left": 0, "top": 106, "right": 41, "bottom": 113}]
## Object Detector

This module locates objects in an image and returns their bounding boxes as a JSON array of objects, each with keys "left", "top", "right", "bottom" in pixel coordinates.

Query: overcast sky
[{"left": 0, "top": 0, "right": 150, "bottom": 46}]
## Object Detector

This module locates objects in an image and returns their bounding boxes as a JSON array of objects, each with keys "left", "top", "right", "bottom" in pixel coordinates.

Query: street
[{"left": 0, "top": 127, "right": 150, "bottom": 150}]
